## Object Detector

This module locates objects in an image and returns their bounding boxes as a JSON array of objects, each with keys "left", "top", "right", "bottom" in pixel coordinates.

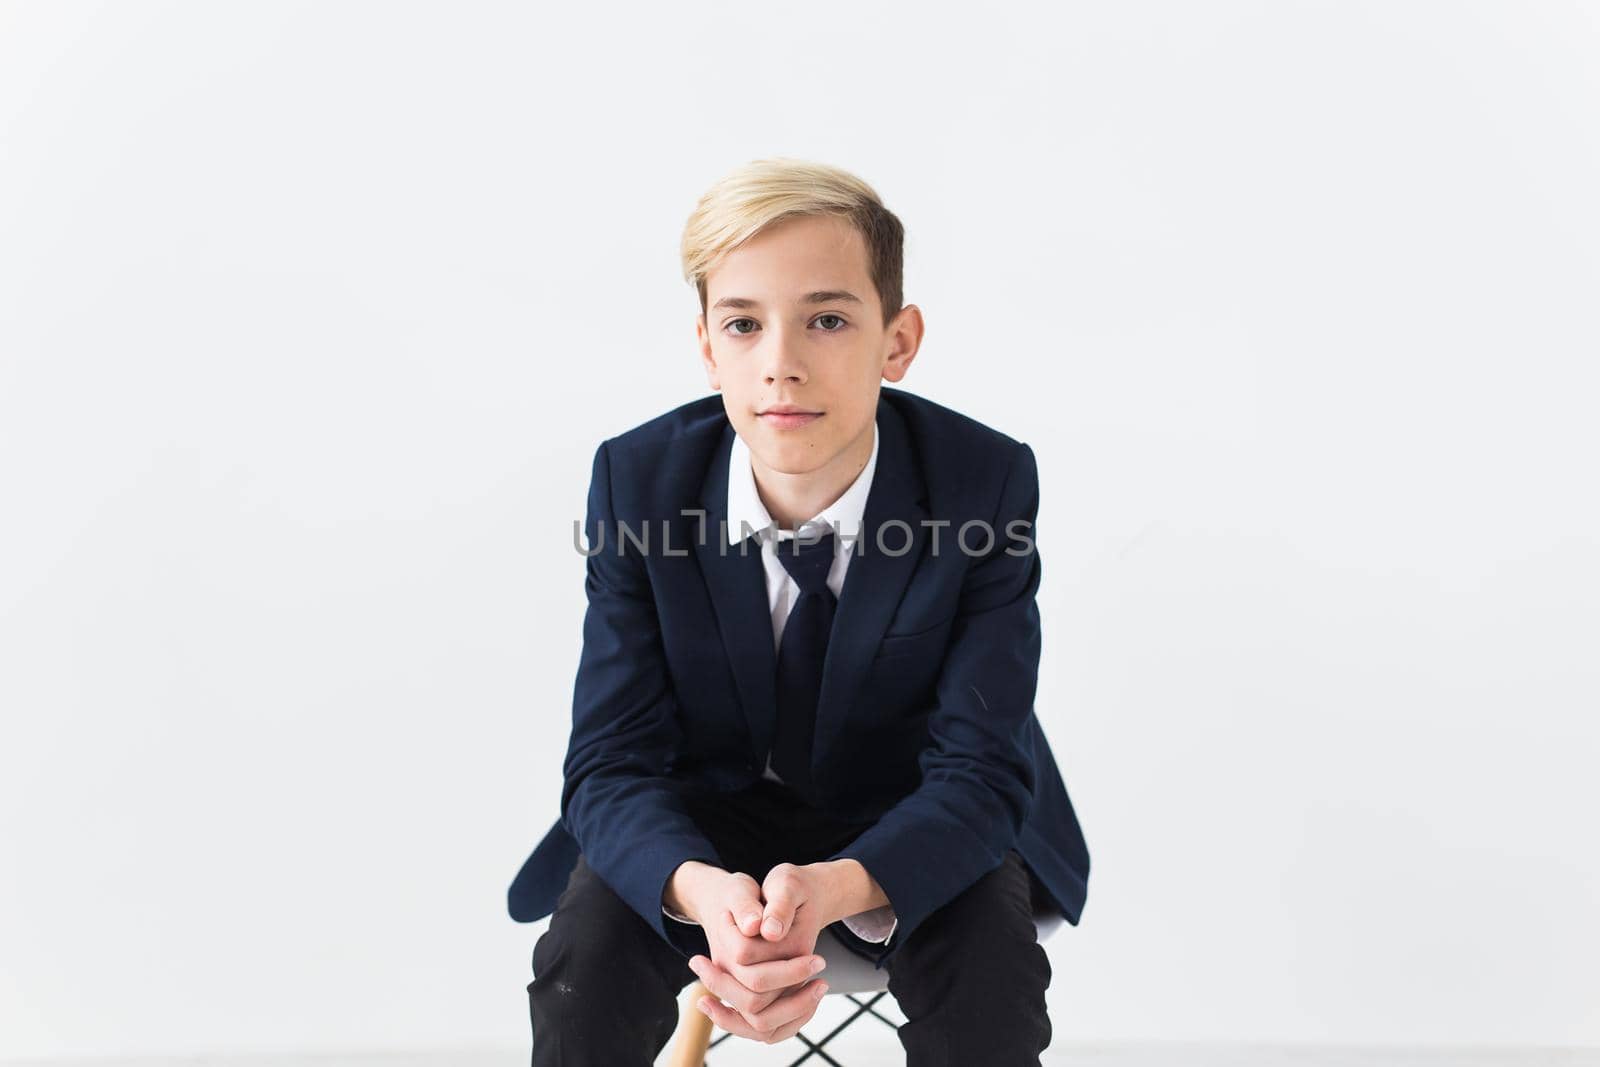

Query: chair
[{"left": 666, "top": 907, "right": 1066, "bottom": 1067}]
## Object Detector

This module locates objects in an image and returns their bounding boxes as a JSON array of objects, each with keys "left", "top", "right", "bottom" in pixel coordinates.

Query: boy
[{"left": 507, "top": 158, "right": 1090, "bottom": 1065}]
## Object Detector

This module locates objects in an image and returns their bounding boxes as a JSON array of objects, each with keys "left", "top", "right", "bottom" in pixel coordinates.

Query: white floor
[
  {"left": 7, "top": 1043, "right": 1599, "bottom": 1067},
  {"left": 5, "top": 992, "right": 1595, "bottom": 1067}
]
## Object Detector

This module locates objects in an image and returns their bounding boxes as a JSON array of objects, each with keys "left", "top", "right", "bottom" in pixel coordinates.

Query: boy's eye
[{"left": 722, "top": 315, "right": 848, "bottom": 336}]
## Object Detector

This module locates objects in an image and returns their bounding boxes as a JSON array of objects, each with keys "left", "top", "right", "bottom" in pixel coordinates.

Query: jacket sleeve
[
  {"left": 827, "top": 440, "right": 1043, "bottom": 965},
  {"left": 559, "top": 439, "right": 723, "bottom": 955}
]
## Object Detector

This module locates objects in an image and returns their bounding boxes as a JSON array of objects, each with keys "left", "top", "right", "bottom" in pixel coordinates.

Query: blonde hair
[{"left": 680, "top": 157, "right": 905, "bottom": 328}]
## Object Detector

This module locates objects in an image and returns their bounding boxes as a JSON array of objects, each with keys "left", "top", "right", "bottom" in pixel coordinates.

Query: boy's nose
[{"left": 761, "top": 336, "right": 808, "bottom": 384}]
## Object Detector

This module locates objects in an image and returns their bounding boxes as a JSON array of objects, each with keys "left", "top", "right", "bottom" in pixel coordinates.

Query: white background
[{"left": 2, "top": 0, "right": 1597, "bottom": 1061}]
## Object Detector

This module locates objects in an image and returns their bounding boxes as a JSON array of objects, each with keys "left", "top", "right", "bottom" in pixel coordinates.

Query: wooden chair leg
[{"left": 666, "top": 980, "right": 716, "bottom": 1067}]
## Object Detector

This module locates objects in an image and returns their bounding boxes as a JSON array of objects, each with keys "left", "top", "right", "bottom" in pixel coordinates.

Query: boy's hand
[
  {"left": 669, "top": 860, "right": 849, "bottom": 1041},
  {"left": 690, "top": 953, "right": 828, "bottom": 1045},
  {"left": 672, "top": 870, "right": 832, "bottom": 1023},
  {"left": 756, "top": 862, "right": 836, "bottom": 950}
]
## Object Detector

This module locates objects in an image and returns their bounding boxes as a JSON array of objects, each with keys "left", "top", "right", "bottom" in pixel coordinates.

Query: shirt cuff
[
  {"left": 662, "top": 903, "right": 701, "bottom": 927},
  {"left": 839, "top": 904, "right": 898, "bottom": 945}
]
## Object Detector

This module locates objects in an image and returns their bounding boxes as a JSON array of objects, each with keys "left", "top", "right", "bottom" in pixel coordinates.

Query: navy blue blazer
[{"left": 506, "top": 386, "right": 1090, "bottom": 966}]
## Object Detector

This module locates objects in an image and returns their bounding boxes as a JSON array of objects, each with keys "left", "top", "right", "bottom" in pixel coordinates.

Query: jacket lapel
[
  {"left": 693, "top": 422, "right": 780, "bottom": 763},
  {"left": 811, "top": 399, "right": 927, "bottom": 780},
  {"left": 692, "top": 397, "right": 929, "bottom": 781}
]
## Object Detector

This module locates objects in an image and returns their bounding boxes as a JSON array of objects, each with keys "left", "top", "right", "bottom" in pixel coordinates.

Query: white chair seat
[{"left": 814, "top": 907, "right": 1066, "bottom": 995}]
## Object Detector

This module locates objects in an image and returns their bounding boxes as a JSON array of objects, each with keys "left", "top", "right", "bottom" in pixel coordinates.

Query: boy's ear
[
  {"left": 696, "top": 315, "right": 721, "bottom": 390},
  {"left": 880, "top": 303, "right": 924, "bottom": 384}
]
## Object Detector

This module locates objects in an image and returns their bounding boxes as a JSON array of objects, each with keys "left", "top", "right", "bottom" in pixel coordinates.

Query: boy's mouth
[{"left": 757, "top": 408, "right": 823, "bottom": 430}]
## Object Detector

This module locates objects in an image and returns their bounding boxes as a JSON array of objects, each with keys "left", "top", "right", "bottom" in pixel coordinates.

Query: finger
[
  {"left": 743, "top": 977, "right": 829, "bottom": 1036},
  {"left": 725, "top": 879, "right": 765, "bottom": 938},
  {"left": 725, "top": 974, "right": 784, "bottom": 1015},
  {"left": 731, "top": 951, "right": 827, "bottom": 994},
  {"left": 760, "top": 865, "right": 804, "bottom": 941},
  {"left": 747, "top": 987, "right": 782, "bottom": 1014},
  {"left": 762, "top": 988, "right": 828, "bottom": 1045},
  {"left": 697, "top": 980, "right": 827, "bottom": 1045},
  {"left": 697, "top": 994, "right": 765, "bottom": 1041},
  {"left": 687, "top": 954, "right": 766, "bottom": 1024}
]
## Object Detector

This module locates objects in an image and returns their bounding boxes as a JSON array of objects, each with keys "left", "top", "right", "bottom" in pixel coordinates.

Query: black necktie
[{"left": 770, "top": 529, "right": 836, "bottom": 794}]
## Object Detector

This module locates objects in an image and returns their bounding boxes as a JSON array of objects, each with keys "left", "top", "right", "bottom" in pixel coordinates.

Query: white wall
[{"left": 2, "top": 0, "right": 1596, "bottom": 1059}]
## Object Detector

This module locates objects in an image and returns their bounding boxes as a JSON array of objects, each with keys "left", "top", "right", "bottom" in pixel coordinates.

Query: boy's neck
[{"left": 749, "top": 420, "right": 875, "bottom": 533}]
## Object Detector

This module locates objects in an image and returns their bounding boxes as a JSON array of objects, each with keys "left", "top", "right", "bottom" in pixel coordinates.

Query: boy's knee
[
  {"left": 890, "top": 853, "right": 1047, "bottom": 976},
  {"left": 534, "top": 895, "right": 653, "bottom": 981},
  {"left": 530, "top": 860, "right": 694, "bottom": 1009}
]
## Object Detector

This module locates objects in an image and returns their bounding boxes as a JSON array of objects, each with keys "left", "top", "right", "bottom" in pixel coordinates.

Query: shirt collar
[{"left": 726, "top": 418, "right": 880, "bottom": 545}]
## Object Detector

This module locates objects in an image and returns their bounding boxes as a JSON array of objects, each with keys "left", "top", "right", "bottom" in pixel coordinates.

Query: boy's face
[{"left": 696, "top": 213, "right": 921, "bottom": 483}]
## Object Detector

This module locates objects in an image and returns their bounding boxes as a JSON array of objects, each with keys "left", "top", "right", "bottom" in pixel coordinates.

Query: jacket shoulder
[
  {"left": 589, "top": 394, "right": 727, "bottom": 520},
  {"left": 603, "top": 393, "right": 728, "bottom": 455},
  {"left": 880, "top": 387, "right": 1032, "bottom": 509}
]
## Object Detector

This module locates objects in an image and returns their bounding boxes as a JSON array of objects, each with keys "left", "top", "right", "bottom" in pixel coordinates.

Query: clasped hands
[{"left": 669, "top": 859, "right": 843, "bottom": 1046}]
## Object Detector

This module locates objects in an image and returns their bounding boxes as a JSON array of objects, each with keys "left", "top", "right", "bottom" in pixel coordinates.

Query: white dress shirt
[{"left": 662, "top": 421, "right": 899, "bottom": 946}]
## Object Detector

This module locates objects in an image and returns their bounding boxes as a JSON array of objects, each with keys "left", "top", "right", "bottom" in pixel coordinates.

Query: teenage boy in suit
[{"left": 508, "top": 158, "right": 1090, "bottom": 1066}]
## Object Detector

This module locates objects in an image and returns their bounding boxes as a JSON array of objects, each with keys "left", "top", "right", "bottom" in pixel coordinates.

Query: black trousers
[{"left": 527, "top": 777, "right": 1053, "bottom": 1066}]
